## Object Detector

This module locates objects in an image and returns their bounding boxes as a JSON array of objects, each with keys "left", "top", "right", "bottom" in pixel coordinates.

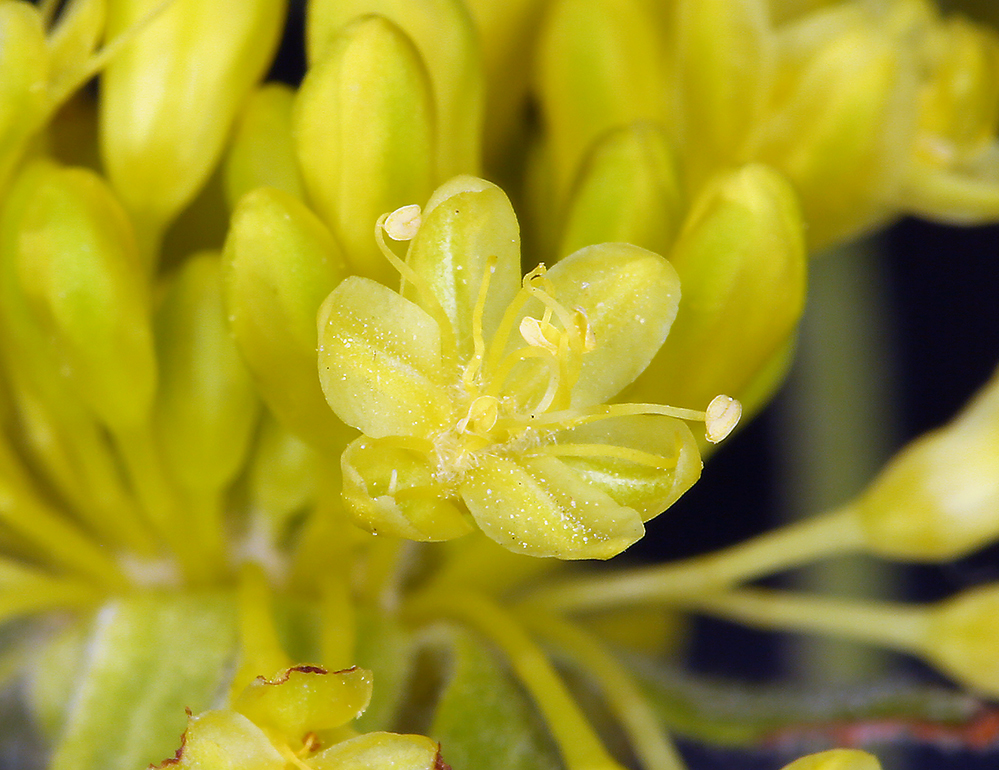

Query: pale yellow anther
[
  {"left": 520, "top": 316, "right": 561, "bottom": 354},
  {"left": 705, "top": 395, "right": 742, "bottom": 444},
  {"left": 383, "top": 204, "right": 422, "bottom": 241}
]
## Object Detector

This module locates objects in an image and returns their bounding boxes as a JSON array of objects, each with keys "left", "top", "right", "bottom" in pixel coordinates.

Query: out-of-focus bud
[
  {"left": 223, "top": 187, "right": 353, "bottom": 453},
  {"left": 780, "top": 749, "right": 882, "bottom": 770},
  {"left": 559, "top": 122, "right": 683, "bottom": 259},
  {"left": 224, "top": 83, "right": 305, "bottom": 209},
  {"left": 672, "top": 0, "right": 776, "bottom": 188},
  {"left": 295, "top": 15, "right": 435, "bottom": 285},
  {"left": 624, "top": 164, "right": 806, "bottom": 416},
  {"left": 154, "top": 252, "right": 260, "bottom": 493},
  {"left": 3, "top": 160, "right": 156, "bottom": 432},
  {"left": 0, "top": 2, "right": 50, "bottom": 193},
  {"left": 100, "top": 0, "right": 286, "bottom": 244},
  {"left": 534, "top": 0, "right": 670, "bottom": 205},
  {"left": 463, "top": 0, "right": 547, "bottom": 170},
  {"left": 45, "top": 0, "right": 106, "bottom": 100},
  {"left": 759, "top": 19, "right": 916, "bottom": 250},
  {"left": 923, "top": 583, "right": 999, "bottom": 697},
  {"left": 852, "top": 365, "right": 999, "bottom": 562},
  {"left": 307, "top": 0, "right": 483, "bottom": 179},
  {"left": 247, "top": 414, "right": 319, "bottom": 540}
]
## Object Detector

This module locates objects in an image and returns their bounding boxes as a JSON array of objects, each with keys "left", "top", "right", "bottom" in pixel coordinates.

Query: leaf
[
  {"left": 428, "top": 625, "right": 561, "bottom": 770},
  {"left": 44, "top": 591, "right": 237, "bottom": 770}
]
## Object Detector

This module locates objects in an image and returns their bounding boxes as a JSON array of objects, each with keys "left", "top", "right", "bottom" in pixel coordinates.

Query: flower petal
[
  {"left": 459, "top": 453, "right": 645, "bottom": 560},
  {"left": 544, "top": 243, "right": 681, "bottom": 407},
  {"left": 342, "top": 436, "right": 474, "bottom": 541},
  {"left": 551, "top": 415, "right": 702, "bottom": 522},
  {"left": 404, "top": 176, "right": 521, "bottom": 363},
  {"left": 318, "top": 277, "right": 450, "bottom": 439}
]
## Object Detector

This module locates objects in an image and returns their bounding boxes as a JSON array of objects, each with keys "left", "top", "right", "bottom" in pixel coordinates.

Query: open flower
[{"left": 318, "top": 176, "right": 737, "bottom": 560}]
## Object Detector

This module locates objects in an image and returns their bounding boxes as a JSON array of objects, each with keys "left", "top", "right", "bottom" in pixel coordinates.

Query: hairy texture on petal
[
  {"left": 318, "top": 277, "right": 450, "bottom": 439},
  {"left": 460, "top": 453, "right": 645, "bottom": 559},
  {"left": 553, "top": 415, "right": 701, "bottom": 521}
]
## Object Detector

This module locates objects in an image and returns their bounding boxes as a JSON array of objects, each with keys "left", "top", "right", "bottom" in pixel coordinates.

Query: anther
[
  {"left": 383, "top": 204, "right": 422, "bottom": 240},
  {"left": 705, "top": 395, "right": 742, "bottom": 443}
]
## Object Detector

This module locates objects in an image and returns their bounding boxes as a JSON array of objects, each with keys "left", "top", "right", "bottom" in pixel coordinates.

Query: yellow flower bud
[
  {"left": 673, "top": 0, "right": 777, "bottom": 187},
  {"left": 294, "top": 15, "right": 435, "bottom": 285},
  {"left": 223, "top": 187, "right": 352, "bottom": 453},
  {"left": 224, "top": 83, "right": 305, "bottom": 209},
  {"left": 310, "top": 732, "right": 443, "bottom": 770},
  {"left": 0, "top": 2, "right": 50, "bottom": 193},
  {"left": 307, "top": 0, "right": 483, "bottom": 179},
  {"left": 45, "top": 0, "right": 106, "bottom": 101},
  {"left": 625, "top": 164, "right": 807, "bottom": 416},
  {"left": 154, "top": 252, "right": 260, "bottom": 493},
  {"left": 1, "top": 160, "right": 156, "bottom": 431},
  {"left": 758, "top": 18, "right": 915, "bottom": 250},
  {"left": 559, "top": 122, "right": 683, "bottom": 260},
  {"left": 100, "top": 0, "right": 286, "bottom": 241},
  {"left": 923, "top": 584, "right": 999, "bottom": 697},
  {"left": 534, "top": 0, "right": 670, "bottom": 205},
  {"left": 853, "top": 364, "right": 999, "bottom": 562},
  {"left": 780, "top": 749, "right": 882, "bottom": 770}
]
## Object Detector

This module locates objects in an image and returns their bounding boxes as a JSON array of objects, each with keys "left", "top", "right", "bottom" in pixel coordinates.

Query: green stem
[{"left": 526, "top": 506, "right": 865, "bottom": 612}]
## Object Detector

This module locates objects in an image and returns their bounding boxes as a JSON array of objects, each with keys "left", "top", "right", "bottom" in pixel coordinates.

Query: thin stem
[
  {"left": 320, "top": 570, "right": 356, "bottom": 671},
  {"left": 231, "top": 562, "right": 290, "bottom": 698},
  {"left": 523, "top": 608, "right": 688, "bottom": 770},
  {"left": 680, "top": 587, "right": 930, "bottom": 657},
  {"left": 526, "top": 507, "right": 866, "bottom": 612},
  {"left": 406, "top": 591, "right": 628, "bottom": 770}
]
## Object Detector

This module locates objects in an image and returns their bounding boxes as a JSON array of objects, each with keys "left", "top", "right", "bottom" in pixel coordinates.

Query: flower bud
[
  {"left": 45, "top": 0, "right": 106, "bottom": 101},
  {"left": 758, "top": 21, "right": 916, "bottom": 250},
  {"left": 247, "top": 415, "right": 319, "bottom": 540},
  {"left": 923, "top": 584, "right": 999, "bottom": 697},
  {"left": 295, "top": 15, "right": 435, "bottom": 285},
  {"left": 223, "top": 187, "right": 352, "bottom": 453},
  {"left": 307, "top": 0, "right": 483, "bottom": 179},
  {"left": 0, "top": 2, "right": 50, "bottom": 193},
  {"left": 672, "top": 0, "right": 776, "bottom": 187},
  {"left": 534, "top": 0, "right": 670, "bottom": 205},
  {"left": 625, "top": 164, "right": 806, "bottom": 414},
  {"left": 100, "top": 0, "right": 286, "bottom": 240},
  {"left": 559, "top": 122, "right": 683, "bottom": 259},
  {"left": 310, "top": 732, "right": 443, "bottom": 770},
  {"left": 853, "top": 365, "right": 999, "bottom": 562},
  {"left": 3, "top": 160, "right": 156, "bottom": 431},
  {"left": 154, "top": 252, "right": 260, "bottom": 492},
  {"left": 152, "top": 709, "right": 285, "bottom": 769},
  {"left": 224, "top": 83, "right": 305, "bottom": 209},
  {"left": 780, "top": 749, "right": 882, "bottom": 770}
]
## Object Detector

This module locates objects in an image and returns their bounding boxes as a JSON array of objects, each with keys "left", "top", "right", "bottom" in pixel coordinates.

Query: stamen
[
  {"left": 705, "top": 395, "right": 742, "bottom": 444},
  {"left": 523, "top": 402, "right": 709, "bottom": 430},
  {"left": 383, "top": 204, "right": 422, "bottom": 240},
  {"left": 463, "top": 256, "right": 497, "bottom": 390},
  {"left": 520, "top": 316, "right": 561, "bottom": 354},
  {"left": 375, "top": 211, "right": 458, "bottom": 370},
  {"left": 539, "top": 443, "right": 679, "bottom": 471}
]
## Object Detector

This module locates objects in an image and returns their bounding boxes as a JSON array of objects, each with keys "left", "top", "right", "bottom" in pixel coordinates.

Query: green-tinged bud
[
  {"left": 295, "top": 15, "right": 435, "bottom": 285},
  {"left": 223, "top": 187, "right": 353, "bottom": 453},
  {"left": 535, "top": 0, "right": 670, "bottom": 205},
  {"left": 853, "top": 365, "right": 999, "bottom": 562},
  {"left": 758, "top": 20, "right": 916, "bottom": 250},
  {"left": 154, "top": 252, "right": 260, "bottom": 492},
  {"left": 463, "top": 0, "right": 547, "bottom": 170},
  {"left": 780, "top": 749, "right": 882, "bottom": 770},
  {"left": 100, "top": 0, "right": 286, "bottom": 242},
  {"left": 310, "top": 732, "right": 444, "bottom": 770},
  {"left": 625, "top": 164, "right": 806, "bottom": 415},
  {"left": 307, "top": 0, "right": 483, "bottom": 179},
  {"left": 247, "top": 414, "right": 319, "bottom": 540},
  {"left": 45, "top": 0, "right": 106, "bottom": 100},
  {"left": 673, "top": 0, "right": 776, "bottom": 187},
  {"left": 3, "top": 160, "right": 156, "bottom": 431},
  {"left": 559, "top": 122, "right": 683, "bottom": 260},
  {"left": 923, "top": 584, "right": 999, "bottom": 697},
  {"left": 0, "top": 2, "right": 50, "bottom": 193},
  {"left": 224, "top": 83, "right": 305, "bottom": 209}
]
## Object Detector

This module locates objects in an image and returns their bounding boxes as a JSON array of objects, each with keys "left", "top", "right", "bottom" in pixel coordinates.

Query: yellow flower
[{"left": 318, "top": 176, "right": 736, "bottom": 559}]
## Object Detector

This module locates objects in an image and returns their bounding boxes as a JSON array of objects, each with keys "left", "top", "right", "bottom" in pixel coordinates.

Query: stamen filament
[
  {"left": 464, "top": 256, "right": 498, "bottom": 390},
  {"left": 524, "top": 402, "right": 709, "bottom": 430},
  {"left": 375, "top": 214, "right": 458, "bottom": 372}
]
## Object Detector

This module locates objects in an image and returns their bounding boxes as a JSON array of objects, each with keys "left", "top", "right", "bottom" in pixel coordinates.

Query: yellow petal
[
  {"left": 460, "top": 453, "right": 645, "bottom": 560},
  {"left": 310, "top": 731, "right": 442, "bottom": 770}
]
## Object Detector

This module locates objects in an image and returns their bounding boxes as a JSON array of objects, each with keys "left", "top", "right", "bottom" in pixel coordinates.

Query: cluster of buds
[{"left": 0, "top": 1, "right": 997, "bottom": 770}]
